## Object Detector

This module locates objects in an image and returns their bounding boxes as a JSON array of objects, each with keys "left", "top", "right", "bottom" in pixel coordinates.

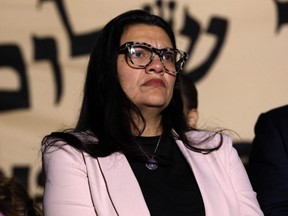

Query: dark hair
[
  {"left": 42, "top": 10, "right": 221, "bottom": 157},
  {"left": 180, "top": 74, "right": 198, "bottom": 110},
  {"left": 0, "top": 177, "right": 42, "bottom": 216}
]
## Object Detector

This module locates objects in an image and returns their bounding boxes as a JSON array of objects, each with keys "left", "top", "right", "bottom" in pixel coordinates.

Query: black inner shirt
[{"left": 127, "top": 135, "right": 205, "bottom": 216}]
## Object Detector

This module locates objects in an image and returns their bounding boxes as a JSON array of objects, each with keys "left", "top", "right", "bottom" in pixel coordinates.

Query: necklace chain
[{"left": 136, "top": 135, "right": 162, "bottom": 170}]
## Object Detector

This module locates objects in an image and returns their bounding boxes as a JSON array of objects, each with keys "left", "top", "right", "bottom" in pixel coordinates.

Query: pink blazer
[{"left": 43, "top": 131, "right": 263, "bottom": 216}]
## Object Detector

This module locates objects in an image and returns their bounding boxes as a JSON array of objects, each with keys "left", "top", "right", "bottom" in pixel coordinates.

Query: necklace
[{"left": 136, "top": 135, "right": 162, "bottom": 170}]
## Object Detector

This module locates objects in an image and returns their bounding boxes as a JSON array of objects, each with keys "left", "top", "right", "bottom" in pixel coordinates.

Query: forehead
[{"left": 120, "top": 24, "right": 172, "bottom": 48}]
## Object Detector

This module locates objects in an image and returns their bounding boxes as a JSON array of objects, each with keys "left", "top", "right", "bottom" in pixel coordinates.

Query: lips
[{"left": 142, "top": 78, "right": 165, "bottom": 87}]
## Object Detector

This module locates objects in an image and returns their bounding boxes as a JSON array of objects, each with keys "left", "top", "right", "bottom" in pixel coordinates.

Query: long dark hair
[{"left": 42, "top": 10, "right": 221, "bottom": 157}]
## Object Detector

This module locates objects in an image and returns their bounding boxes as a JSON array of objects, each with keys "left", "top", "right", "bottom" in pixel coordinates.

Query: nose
[{"left": 145, "top": 55, "right": 165, "bottom": 75}]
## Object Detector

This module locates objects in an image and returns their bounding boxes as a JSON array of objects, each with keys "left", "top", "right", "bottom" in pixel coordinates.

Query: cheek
[
  {"left": 117, "top": 57, "right": 138, "bottom": 94},
  {"left": 166, "top": 77, "right": 176, "bottom": 103},
  {"left": 117, "top": 58, "right": 128, "bottom": 87},
  {"left": 167, "top": 77, "right": 176, "bottom": 94}
]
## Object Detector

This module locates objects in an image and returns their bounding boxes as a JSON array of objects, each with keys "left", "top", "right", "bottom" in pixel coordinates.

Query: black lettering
[{"left": 0, "top": 45, "right": 29, "bottom": 111}]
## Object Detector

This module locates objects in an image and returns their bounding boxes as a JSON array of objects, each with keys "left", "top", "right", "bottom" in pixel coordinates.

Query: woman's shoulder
[
  {"left": 42, "top": 130, "right": 98, "bottom": 153},
  {"left": 44, "top": 130, "right": 97, "bottom": 143},
  {"left": 185, "top": 129, "right": 232, "bottom": 150}
]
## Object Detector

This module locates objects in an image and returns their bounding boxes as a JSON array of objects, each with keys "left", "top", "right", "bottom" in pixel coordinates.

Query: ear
[{"left": 187, "top": 108, "right": 198, "bottom": 128}]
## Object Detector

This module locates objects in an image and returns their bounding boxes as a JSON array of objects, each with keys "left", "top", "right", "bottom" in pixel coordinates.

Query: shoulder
[
  {"left": 42, "top": 139, "right": 82, "bottom": 162},
  {"left": 255, "top": 105, "right": 288, "bottom": 131},
  {"left": 181, "top": 130, "right": 239, "bottom": 169},
  {"left": 42, "top": 131, "right": 97, "bottom": 158},
  {"left": 258, "top": 105, "right": 288, "bottom": 122},
  {"left": 185, "top": 129, "right": 232, "bottom": 151},
  {"left": 42, "top": 131, "right": 97, "bottom": 148},
  {"left": 265, "top": 104, "right": 288, "bottom": 115}
]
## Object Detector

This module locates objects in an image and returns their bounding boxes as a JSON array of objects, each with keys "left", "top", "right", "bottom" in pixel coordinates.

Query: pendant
[{"left": 145, "top": 158, "right": 158, "bottom": 170}]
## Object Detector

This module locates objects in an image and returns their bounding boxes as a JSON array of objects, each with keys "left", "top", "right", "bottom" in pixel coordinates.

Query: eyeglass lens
[{"left": 128, "top": 45, "right": 181, "bottom": 73}]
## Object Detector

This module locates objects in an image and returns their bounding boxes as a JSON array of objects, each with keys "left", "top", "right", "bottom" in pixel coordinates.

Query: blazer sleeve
[
  {"left": 226, "top": 137, "right": 263, "bottom": 215},
  {"left": 249, "top": 113, "right": 288, "bottom": 215},
  {"left": 42, "top": 142, "right": 97, "bottom": 216},
  {"left": 182, "top": 131, "right": 263, "bottom": 215}
]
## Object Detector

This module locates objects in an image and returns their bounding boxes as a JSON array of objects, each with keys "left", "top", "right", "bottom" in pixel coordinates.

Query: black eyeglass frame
[{"left": 119, "top": 41, "right": 188, "bottom": 76}]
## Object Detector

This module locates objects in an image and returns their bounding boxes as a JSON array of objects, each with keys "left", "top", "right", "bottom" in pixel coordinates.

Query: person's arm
[
  {"left": 42, "top": 142, "right": 96, "bottom": 216},
  {"left": 249, "top": 113, "right": 288, "bottom": 215},
  {"left": 226, "top": 136, "right": 263, "bottom": 215}
]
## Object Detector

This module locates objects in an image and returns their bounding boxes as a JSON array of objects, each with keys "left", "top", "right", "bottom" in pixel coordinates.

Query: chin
[{"left": 144, "top": 101, "right": 168, "bottom": 109}]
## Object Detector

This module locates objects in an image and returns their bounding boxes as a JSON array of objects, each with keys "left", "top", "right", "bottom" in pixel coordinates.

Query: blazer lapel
[
  {"left": 98, "top": 153, "right": 150, "bottom": 216},
  {"left": 175, "top": 139, "right": 235, "bottom": 216}
]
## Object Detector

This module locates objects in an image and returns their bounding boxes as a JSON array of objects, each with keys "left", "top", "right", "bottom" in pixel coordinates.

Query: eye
[
  {"left": 130, "top": 47, "right": 149, "bottom": 59},
  {"left": 162, "top": 51, "right": 175, "bottom": 62}
]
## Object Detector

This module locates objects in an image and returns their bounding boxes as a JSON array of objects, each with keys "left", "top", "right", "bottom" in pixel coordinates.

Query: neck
[
  {"left": 141, "top": 124, "right": 162, "bottom": 136},
  {"left": 132, "top": 110, "right": 163, "bottom": 136}
]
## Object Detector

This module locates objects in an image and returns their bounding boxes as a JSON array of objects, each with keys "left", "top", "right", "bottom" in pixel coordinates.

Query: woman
[{"left": 42, "top": 10, "right": 263, "bottom": 216}]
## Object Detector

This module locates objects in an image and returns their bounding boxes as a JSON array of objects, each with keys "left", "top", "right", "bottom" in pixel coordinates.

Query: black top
[{"left": 127, "top": 135, "right": 205, "bottom": 216}]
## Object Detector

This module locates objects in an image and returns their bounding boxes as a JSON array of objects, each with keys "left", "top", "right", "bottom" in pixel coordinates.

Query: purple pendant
[{"left": 145, "top": 158, "right": 158, "bottom": 170}]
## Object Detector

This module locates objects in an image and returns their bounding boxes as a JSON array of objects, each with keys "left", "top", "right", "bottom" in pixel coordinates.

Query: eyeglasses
[{"left": 119, "top": 42, "right": 188, "bottom": 76}]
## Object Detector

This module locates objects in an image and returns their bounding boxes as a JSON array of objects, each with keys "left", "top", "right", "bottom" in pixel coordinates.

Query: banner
[{"left": 1, "top": 0, "right": 287, "bottom": 199}]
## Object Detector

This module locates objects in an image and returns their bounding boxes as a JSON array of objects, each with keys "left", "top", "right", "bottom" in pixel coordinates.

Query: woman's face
[{"left": 117, "top": 24, "right": 176, "bottom": 113}]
